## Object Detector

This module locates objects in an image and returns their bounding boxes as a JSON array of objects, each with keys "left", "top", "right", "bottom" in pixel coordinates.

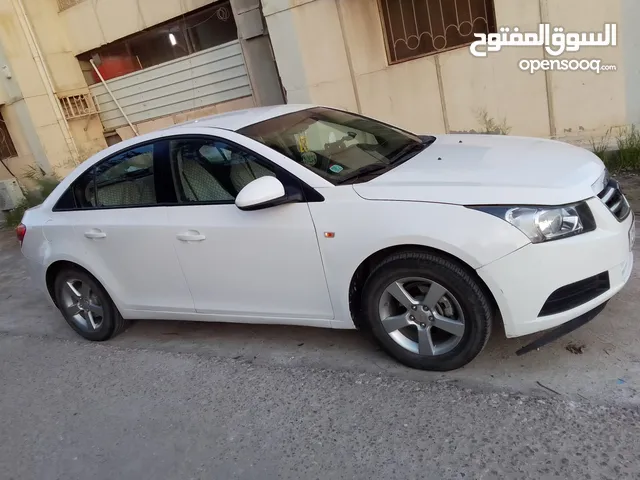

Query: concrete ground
[{"left": 1, "top": 226, "right": 639, "bottom": 479}]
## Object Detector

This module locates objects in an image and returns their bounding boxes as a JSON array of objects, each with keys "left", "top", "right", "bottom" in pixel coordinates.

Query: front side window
[
  {"left": 169, "top": 138, "right": 276, "bottom": 203},
  {"left": 238, "top": 108, "right": 430, "bottom": 185}
]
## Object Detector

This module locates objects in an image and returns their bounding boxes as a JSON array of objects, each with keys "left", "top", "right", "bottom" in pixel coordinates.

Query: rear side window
[
  {"left": 70, "top": 167, "right": 96, "bottom": 209},
  {"left": 54, "top": 143, "right": 163, "bottom": 210},
  {"left": 94, "top": 145, "right": 156, "bottom": 207},
  {"left": 53, "top": 187, "right": 76, "bottom": 210}
]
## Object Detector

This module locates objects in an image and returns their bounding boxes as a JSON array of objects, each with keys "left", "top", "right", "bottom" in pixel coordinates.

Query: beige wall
[
  {"left": 264, "top": 0, "right": 629, "bottom": 142},
  {"left": 24, "top": 0, "right": 109, "bottom": 164},
  {"left": 0, "top": 0, "right": 81, "bottom": 177},
  {"left": 545, "top": 0, "right": 626, "bottom": 137}
]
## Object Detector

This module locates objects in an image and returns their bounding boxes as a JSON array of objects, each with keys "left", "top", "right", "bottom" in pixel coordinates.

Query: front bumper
[{"left": 477, "top": 198, "right": 635, "bottom": 338}]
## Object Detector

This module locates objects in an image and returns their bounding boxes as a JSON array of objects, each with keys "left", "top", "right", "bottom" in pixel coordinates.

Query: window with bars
[
  {"left": 0, "top": 111, "right": 17, "bottom": 161},
  {"left": 58, "top": 93, "right": 99, "bottom": 119},
  {"left": 378, "top": 0, "right": 497, "bottom": 64}
]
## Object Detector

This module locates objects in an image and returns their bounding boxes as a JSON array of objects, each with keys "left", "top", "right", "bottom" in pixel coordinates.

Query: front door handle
[
  {"left": 84, "top": 229, "right": 106, "bottom": 239},
  {"left": 176, "top": 231, "right": 206, "bottom": 242}
]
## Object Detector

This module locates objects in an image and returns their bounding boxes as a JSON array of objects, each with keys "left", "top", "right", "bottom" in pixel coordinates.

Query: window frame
[
  {"left": 376, "top": 0, "right": 497, "bottom": 65},
  {"left": 53, "top": 134, "right": 324, "bottom": 212}
]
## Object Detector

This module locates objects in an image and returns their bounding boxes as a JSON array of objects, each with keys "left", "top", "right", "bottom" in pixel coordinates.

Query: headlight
[{"left": 470, "top": 202, "right": 596, "bottom": 243}]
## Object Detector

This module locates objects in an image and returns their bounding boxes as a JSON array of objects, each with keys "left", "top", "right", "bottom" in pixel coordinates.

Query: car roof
[{"left": 168, "top": 104, "right": 317, "bottom": 132}]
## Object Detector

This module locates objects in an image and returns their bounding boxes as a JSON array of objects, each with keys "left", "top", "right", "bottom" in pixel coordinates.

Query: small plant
[
  {"left": 475, "top": 108, "right": 512, "bottom": 135},
  {"left": 615, "top": 125, "right": 640, "bottom": 171},
  {"left": 2, "top": 166, "right": 60, "bottom": 228},
  {"left": 589, "top": 128, "right": 612, "bottom": 163},
  {"left": 592, "top": 125, "right": 640, "bottom": 173}
]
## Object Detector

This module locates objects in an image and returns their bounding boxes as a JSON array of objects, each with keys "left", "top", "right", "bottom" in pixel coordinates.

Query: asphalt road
[
  {"left": 2, "top": 333, "right": 640, "bottom": 480},
  {"left": 1, "top": 228, "right": 640, "bottom": 479}
]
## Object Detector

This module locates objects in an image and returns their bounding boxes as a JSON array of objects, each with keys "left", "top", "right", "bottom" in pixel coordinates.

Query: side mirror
[{"left": 235, "top": 176, "right": 288, "bottom": 211}]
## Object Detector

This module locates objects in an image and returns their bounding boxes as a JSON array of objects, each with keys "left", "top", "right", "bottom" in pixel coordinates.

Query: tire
[
  {"left": 53, "top": 267, "right": 128, "bottom": 341},
  {"left": 361, "top": 251, "right": 493, "bottom": 371}
]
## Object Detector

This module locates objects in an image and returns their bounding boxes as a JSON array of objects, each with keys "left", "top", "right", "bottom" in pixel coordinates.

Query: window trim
[
  {"left": 376, "top": 0, "right": 497, "bottom": 65},
  {"left": 53, "top": 133, "right": 324, "bottom": 212}
]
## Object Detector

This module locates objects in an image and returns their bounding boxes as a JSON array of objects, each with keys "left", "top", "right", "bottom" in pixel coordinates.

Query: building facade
[
  {"left": 0, "top": 0, "right": 283, "bottom": 184},
  {"left": 0, "top": 0, "right": 638, "bottom": 186},
  {"left": 264, "top": 0, "right": 639, "bottom": 143}
]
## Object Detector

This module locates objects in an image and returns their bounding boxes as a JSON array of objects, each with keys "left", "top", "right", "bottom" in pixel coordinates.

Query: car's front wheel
[
  {"left": 53, "top": 268, "right": 128, "bottom": 341},
  {"left": 362, "top": 251, "right": 493, "bottom": 371}
]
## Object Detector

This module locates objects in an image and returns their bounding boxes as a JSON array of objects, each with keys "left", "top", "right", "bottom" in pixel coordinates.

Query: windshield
[{"left": 238, "top": 107, "right": 428, "bottom": 185}]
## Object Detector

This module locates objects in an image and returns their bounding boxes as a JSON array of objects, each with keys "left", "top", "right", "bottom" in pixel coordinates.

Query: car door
[
  {"left": 59, "top": 140, "right": 195, "bottom": 314},
  {"left": 164, "top": 135, "right": 334, "bottom": 322}
]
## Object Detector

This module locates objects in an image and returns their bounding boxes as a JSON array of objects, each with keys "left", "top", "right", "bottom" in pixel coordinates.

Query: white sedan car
[{"left": 18, "top": 105, "right": 635, "bottom": 371}]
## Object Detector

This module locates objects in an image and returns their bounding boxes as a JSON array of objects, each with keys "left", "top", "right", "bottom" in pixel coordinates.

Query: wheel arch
[
  {"left": 45, "top": 260, "right": 112, "bottom": 309},
  {"left": 347, "top": 244, "right": 500, "bottom": 330}
]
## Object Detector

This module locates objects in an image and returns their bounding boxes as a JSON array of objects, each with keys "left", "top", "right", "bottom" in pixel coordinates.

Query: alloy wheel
[
  {"left": 378, "top": 277, "right": 465, "bottom": 356},
  {"left": 59, "top": 278, "right": 105, "bottom": 332}
]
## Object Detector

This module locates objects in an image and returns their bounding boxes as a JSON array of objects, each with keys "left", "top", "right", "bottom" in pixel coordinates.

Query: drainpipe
[{"left": 10, "top": 0, "right": 79, "bottom": 164}]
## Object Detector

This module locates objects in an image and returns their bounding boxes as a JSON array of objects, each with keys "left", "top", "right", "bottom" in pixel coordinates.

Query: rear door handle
[
  {"left": 176, "top": 231, "right": 206, "bottom": 242},
  {"left": 84, "top": 229, "right": 106, "bottom": 239}
]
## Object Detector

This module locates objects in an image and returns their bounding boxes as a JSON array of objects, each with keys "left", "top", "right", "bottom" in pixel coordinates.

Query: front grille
[
  {"left": 598, "top": 179, "right": 631, "bottom": 221},
  {"left": 539, "top": 272, "right": 610, "bottom": 317}
]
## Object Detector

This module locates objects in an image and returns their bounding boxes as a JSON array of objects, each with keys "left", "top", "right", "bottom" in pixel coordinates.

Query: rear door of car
[{"left": 50, "top": 140, "right": 195, "bottom": 315}]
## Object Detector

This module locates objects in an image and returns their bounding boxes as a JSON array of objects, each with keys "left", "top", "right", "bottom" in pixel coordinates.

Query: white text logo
[
  {"left": 470, "top": 23, "right": 617, "bottom": 58},
  {"left": 518, "top": 58, "right": 617, "bottom": 74}
]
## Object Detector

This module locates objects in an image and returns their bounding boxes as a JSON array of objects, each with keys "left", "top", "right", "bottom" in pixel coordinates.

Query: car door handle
[
  {"left": 176, "top": 231, "right": 206, "bottom": 242},
  {"left": 84, "top": 229, "right": 106, "bottom": 239}
]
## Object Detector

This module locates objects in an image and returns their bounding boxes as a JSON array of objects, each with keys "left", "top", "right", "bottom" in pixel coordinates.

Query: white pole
[{"left": 89, "top": 59, "right": 139, "bottom": 136}]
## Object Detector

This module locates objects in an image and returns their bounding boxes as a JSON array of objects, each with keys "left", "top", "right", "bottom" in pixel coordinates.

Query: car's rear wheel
[
  {"left": 361, "top": 251, "right": 493, "bottom": 371},
  {"left": 54, "top": 268, "right": 128, "bottom": 341}
]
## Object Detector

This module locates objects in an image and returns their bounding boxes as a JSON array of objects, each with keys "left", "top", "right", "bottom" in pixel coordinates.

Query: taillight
[{"left": 16, "top": 223, "right": 26, "bottom": 245}]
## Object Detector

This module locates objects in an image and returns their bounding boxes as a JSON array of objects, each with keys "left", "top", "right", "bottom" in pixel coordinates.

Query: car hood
[{"left": 353, "top": 134, "right": 605, "bottom": 206}]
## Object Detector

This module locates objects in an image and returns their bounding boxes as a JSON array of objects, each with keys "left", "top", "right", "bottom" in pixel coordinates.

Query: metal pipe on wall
[
  {"left": 89, "top": 59, "right": 139, "bottom": 137},
  {"left": 10, "top": 0, "right": 80, "bottom": 165}
]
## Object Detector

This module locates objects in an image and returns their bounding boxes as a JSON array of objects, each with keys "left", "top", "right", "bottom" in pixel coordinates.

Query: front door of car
[
  {"left": 63, "top": 141, "right": 195, "bottom": 313},
  {"left": 165, "top": 136, "right": 334, "bottom": 321}
]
